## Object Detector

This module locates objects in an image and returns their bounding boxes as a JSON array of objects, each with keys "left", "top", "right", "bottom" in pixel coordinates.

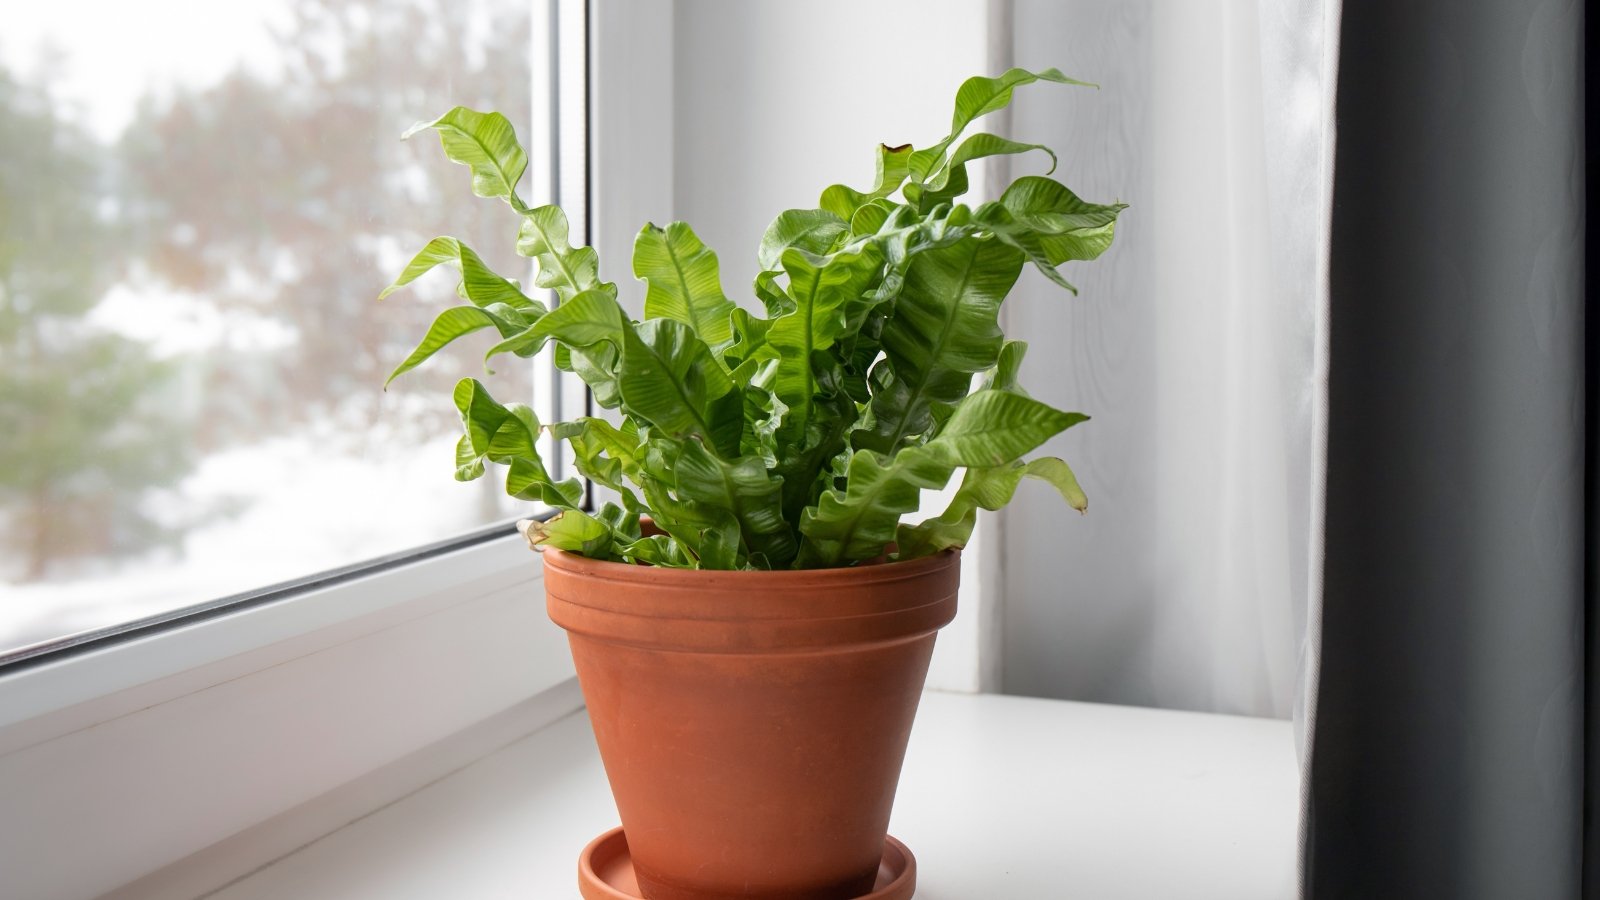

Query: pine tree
[{"left": 0, "top": 64, "right": 191, "bottom": 580}]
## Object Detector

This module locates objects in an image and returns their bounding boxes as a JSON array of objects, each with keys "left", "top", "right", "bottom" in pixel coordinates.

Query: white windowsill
[
  {"left": 160, "top": 691, "right": 1297, "bottom": 900},
  {"left": 0, "top": 536, "right": 575, "bottom": 900}
]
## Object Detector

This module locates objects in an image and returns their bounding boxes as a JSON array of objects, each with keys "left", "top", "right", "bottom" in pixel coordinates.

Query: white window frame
[{"left": 0, "top": 2, "right": 601, "bottom": 897}]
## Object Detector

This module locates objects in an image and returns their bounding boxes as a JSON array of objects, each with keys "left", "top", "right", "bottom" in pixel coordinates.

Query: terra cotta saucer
[{"left": 576, "top": 827, "right": 917, "bottom": 900}]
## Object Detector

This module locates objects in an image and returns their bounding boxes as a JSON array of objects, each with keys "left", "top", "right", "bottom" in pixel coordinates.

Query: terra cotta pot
[{"left": 542, "top": 546, "right": 960, "bottom": 900}]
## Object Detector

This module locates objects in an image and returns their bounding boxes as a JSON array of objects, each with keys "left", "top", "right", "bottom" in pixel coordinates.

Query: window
[
  {"left": 0, "top": 0, "right": 574, "bottom": 660},
  {"left": 0, "top": 5, "right": 587, "bottom": 895}
]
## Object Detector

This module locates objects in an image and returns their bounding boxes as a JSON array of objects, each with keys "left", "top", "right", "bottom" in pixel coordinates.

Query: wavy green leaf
[
  {"left": 619, "top": 533, "right": 696, "bottom": 567},
  {"left": 977, "top": 177, "right": 1127, "bottom": 292},
  {"left": 484, "top": 284, "right": 627, "bottom": 361},
  {"left": 932, "top": 388, "right": 1087, "bottom": 467},
  {"left": 799, "top": 389, "right": 1081, "bottom": 566},
  {"left": 571, "top": 348, "right": 624, "bottom": 410},
  {"left": 492, "top": 403, "right": 583, "bottom": 505},
  {"left": 982, "top": 210, "right": 1080, "bottom": 292},
  {"left": 486, "top": 285, "right": 630, "bottom": 405},
  {"left": 848, "top": 200, "right": 895, "bottom": 238},
  {"left": 773, "top": 388, "right": 857, "bottom": 527},
  {"left": 620, "top": 319, "right": 740, "bottom": 456},
  {"left": 820, "top": 143, "right": 914, "bottom": 221},
  {"left": 895, "top": 455, "right": 1087, "bottom": 559},
  {"left": 404, "top": 107, "right": 528, "bottom": 203},
  {"left": 378, "top": 237, "right": 542, "bottom": 311},
  {"left": 951, "top": 68, "right": 1095, "bottom": 131},
  {"left": 451, "top": 378, "right": 581, "bottom": 505},
  {"left": 753, "top": 270, "right": 794, "bottom": 317},
  {"left": 524, "top": 509, "right": 613, "bottom": 556},
  {"left": 921, "top": 133, "right": 1056, "bottom": 193},
  {"left": 385, "top": 305, "right": 524, "bottom": 387},
  {"left": 904, "top": 166, "right": 970, "bottom": 214},
  {"left": 760, "top": 245, "right": 886, "bottom": 526},
  {"left": 725, "top": 307, "right": 776, "bottom": 370},
  {"left": 765, "top": 244, "right": 883, "bottom": 444},
  {"left": 594, "top": 499, "right": 645, "bottom": 544},
  {"left": 908, "top": 68, "right": 1094, "bottom": 181},
  {"left": 854, "top": 238, "right": 1024, "bottom": 455},
  {"left": 516, "top": 205, "right": 604, "bottom": 301},
  {"left": 999, "top": 175, "right": 1125, "bottom": 235},
  {"left": 550, "top": 416, "right": 645, "bottom": 490},
  {"left": 506, "top": 457, "right": 585, "bottom": 505},
  {"left": 759, "top": 209, "right": 848, "bottom": 272},
  {"left": 452, "top": 377, "right": 510, "bottom": 481},
  {"left": 641, "top": 477, "right": 740, "bottom": 570},
  {"left": 982, "top": 340, "right": 1031, "bottom": 396},
  {"left": 672, "top": 439, "right": 797, "bottom": 566},
  {"left": 739, "top": 376, "right": 787, "bottom": 464},
  {"left": 633, "top": 222, "right": 736, "bottom": 349}
]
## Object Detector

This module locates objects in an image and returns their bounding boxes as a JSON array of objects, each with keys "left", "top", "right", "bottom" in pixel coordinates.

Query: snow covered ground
[
  {"left": 0, "top": 0, "right": 541, "bottom": 656},
  {"left": 0, "top": 434, "right": 525, "bottom": 652}
]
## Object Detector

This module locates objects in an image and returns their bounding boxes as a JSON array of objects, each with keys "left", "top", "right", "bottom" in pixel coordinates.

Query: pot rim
[
  {"left": 539, "top": 545, "right": 959, "bottom": 587},
  {"left": 542, "top": 546, "right": 960, "bottom": 652}
]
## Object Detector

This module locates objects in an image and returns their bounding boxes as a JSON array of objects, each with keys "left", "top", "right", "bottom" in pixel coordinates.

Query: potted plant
[{"left": 382, "top": 68, "right": 1123, "bottom": 900}]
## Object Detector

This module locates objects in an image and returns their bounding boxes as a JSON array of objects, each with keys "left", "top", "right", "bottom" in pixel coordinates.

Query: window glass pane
[{"left": 0, "top": 0, "right": 540, "bottom": 651}]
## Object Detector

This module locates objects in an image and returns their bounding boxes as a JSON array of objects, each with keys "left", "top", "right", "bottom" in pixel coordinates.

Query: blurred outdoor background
[{"left": 0, "top": 0, "right": 537, "bottom": 649}]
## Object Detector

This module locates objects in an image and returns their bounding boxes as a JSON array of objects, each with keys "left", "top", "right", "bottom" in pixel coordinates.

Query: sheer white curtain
[{"left": 996, "top": 0, "right": 1338, "bottom": 721}]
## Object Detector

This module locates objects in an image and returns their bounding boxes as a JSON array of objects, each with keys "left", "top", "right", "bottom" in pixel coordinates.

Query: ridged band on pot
[
  {"left": 542, "top": 549, "right": 959, "bottom": 900},
  {"left": 544, "top": 549, "right": 960, "bottom": 653}
]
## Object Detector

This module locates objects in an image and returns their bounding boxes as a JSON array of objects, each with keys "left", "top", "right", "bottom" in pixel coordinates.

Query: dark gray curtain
[
  {"left": 1590, "top": 2, "right": 1598, "bottom": 888},
  {"left": 1307, "top": 0, "right": 1586, "bottom": 898}
]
